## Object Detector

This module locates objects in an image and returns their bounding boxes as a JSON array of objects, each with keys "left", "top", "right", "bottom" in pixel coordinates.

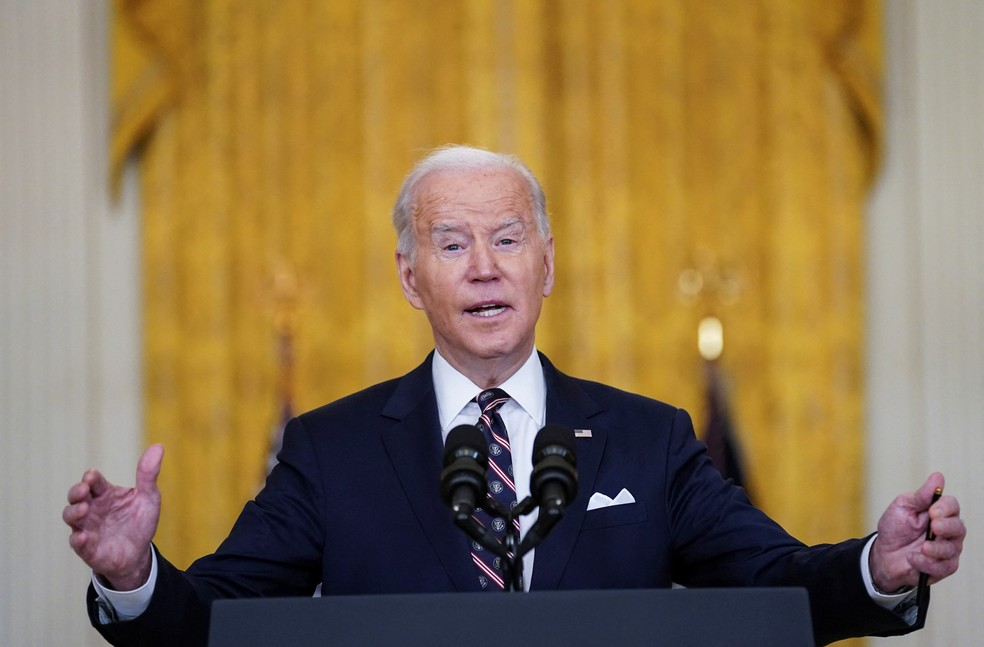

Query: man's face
[{"left": 397, "top": 167, "right": 555, "bottom": 382}]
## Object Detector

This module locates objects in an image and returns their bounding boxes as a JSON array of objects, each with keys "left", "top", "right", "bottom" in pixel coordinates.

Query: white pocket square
[{"left": 586, "top": 488, "right": 636, "bottom": 511}]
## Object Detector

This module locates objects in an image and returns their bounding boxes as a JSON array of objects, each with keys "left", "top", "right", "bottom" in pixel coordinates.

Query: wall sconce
[{"left": 677, "top": 251, "right": 741, "bottom": 361}]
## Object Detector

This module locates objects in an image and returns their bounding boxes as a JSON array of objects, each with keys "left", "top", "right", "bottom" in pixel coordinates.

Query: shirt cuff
[
  {"left": 860, "top": 534, "right": 916, "bottom": 611},
  {"left": 91, "top": 546, "right": 158, "bottom": 623}
]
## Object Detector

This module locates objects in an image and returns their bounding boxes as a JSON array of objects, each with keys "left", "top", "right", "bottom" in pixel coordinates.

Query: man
[{"left": 64, "top": 146, "right": 965, "bottom": 646}]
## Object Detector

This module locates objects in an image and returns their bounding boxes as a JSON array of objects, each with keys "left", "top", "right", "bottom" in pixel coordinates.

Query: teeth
[{"left": 471, "top": 305, "right": 505, "bottom": 317}]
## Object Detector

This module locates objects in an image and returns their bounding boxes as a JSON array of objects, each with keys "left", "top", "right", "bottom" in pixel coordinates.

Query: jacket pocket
[{"left": 580, "top": 502, "right": 649, "bottom": 529}]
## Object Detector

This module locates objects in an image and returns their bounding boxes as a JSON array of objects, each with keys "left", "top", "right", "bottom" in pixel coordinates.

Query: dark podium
[{"left": 209, "top": 588, "right": 814, "bottom": 646}]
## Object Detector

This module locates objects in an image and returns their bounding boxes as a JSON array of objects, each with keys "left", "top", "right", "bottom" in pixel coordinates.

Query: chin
[{"left": 473, "top": 338, "right": 529, "bottom": 362}]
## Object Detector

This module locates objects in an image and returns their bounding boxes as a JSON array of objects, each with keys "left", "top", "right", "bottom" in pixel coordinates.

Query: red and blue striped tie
[{"left": 471, "top": 388, "right": 519, "bottom": 590}]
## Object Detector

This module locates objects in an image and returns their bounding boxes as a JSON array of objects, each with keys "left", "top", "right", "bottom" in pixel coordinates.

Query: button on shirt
[{"left": 432, "top": 347, "right": 546, "bottom": 592}]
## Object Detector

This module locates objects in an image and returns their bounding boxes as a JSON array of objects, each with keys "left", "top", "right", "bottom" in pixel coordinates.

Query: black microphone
[
  {"left": 530, "top": 424, "right": 578, "bottom": 515},
  {"left": 439, "top": 425, "right": 488, "bottom": 519},
  {"left": 517, "top": 424, "right": 578, "bottom": 556},
  {"left": 440, "top": 425, "right": 511, "bottom": 565}
]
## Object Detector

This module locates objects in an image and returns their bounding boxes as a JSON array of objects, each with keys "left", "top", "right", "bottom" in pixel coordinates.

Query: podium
[{"left": 208, "top": 588, "right": 814, "bottom": 646}]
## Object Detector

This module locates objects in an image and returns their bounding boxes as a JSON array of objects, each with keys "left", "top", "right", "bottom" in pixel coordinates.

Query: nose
[{"left": 469, "top": 243, "right": 499, "bottom": 281}]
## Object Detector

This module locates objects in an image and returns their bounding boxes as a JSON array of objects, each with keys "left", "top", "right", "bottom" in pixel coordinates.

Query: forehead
[{"left": 410, "top": 167, "right": 533, "bottom": 227}]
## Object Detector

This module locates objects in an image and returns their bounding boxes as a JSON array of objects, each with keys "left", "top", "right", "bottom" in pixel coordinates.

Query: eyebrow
[
  {"left": 431, "top": 223, "right": 460, "bottom": 234},
  {"left": 430, "top": 217, "right": 525, "bottom": 235}
]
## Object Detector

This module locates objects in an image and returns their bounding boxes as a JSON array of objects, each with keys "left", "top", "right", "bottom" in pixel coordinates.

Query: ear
[
  {"left": 542, "top": 235, "right": 556, "bottom": 297},
  {"left": 396, "top": 251, "right": 425, "bottom": 310}
]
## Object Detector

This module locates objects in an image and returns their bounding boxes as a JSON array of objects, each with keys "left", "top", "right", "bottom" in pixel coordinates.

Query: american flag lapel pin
[{"left": 574, "top": 429, "right": 592, "bottom": 438}]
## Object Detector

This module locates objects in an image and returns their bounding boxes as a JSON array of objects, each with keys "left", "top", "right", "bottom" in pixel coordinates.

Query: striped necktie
[{"left": 471, "top": 388, "right": 519, "bottom": 590}]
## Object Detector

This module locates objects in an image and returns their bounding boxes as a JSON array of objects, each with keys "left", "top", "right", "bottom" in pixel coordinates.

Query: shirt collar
[{"left": 432, "top": 347, "right": 546, "bottom": 432}]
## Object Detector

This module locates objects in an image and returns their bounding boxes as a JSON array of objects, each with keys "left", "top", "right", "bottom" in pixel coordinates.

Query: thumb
[
  {"left": 135, "top": 444, "right": 164, "bottom": 495},
  {"left": 913, "top": 472, "right": 945, "bottom": 509}
]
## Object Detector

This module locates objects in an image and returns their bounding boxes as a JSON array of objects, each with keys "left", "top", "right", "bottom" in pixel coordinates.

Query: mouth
[{"left": 465, "top": 303, "right": 508, "bottom": 318}]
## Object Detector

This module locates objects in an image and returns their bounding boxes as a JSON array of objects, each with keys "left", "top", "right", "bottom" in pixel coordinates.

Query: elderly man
[{"left": 65, "top": 146, "right": 964, "bottom": 646}]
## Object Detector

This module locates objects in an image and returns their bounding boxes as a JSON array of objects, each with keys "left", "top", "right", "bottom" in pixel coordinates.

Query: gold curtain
[{"left": 112, "top": 0, "right": 882, "bottom": 597}]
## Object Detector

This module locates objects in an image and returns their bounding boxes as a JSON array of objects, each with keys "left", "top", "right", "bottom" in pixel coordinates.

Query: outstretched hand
[
  {"left": 63, "top": 444, "right": 164, "bottom": 591},
  {"left": 869, "top": 472, "right": 965, "bottom": 593}
]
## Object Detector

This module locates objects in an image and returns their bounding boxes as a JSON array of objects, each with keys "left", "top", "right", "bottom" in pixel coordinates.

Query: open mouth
[{"left": 466, "top": 304, "right": 507, "bottom": 318}]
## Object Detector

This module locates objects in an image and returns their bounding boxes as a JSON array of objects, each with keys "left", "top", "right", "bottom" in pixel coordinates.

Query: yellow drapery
[{"left": 112, "top": 0, "right": 881, "bottom": 600}]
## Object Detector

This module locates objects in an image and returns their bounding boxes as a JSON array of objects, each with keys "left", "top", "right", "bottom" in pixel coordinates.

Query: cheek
[
  {"left": 522, "top": 262, "right": 549, "bottom": 295},
  {"left": 422, "top": 279, "right": 458, "bottom": 312},
  {"left": 415, "top": 263, "right": 447, "bottom": 295}
]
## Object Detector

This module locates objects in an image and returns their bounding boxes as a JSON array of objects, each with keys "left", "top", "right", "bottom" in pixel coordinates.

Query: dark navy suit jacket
[{"left": 89, "top": 354, "right": 918, "bottom": 646}]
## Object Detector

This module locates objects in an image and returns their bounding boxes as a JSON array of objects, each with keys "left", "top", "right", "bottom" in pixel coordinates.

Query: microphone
[
  {"left": 530, "top": 424, "right": 578, "bottom": 514},
  {"left": 439, "top": 424, "right": 488, "bottom": 519},
  {"left": 440, "top": 425, "right": 511, "bottom": 566},
  {"left": 518, "top": 424, "right": 578, "bottom": 556}
]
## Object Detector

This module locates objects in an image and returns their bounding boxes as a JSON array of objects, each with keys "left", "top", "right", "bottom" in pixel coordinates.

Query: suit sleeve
[
  {"left": 663, "top": 408, "right": 919, "bottom": 645},
  {"left": 86, "top": 416, "right": 326, "bottom": 647}
]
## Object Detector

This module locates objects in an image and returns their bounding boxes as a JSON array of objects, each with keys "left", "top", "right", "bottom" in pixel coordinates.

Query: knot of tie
[{"left": 477, "top": 388, "right": 510, "bottom": 414}]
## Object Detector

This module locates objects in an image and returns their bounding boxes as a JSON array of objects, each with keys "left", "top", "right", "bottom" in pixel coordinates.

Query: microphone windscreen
[
  {"left": 444, "top": 424, "right": 486, "bottom": 464},
  {"left": 533, "top": 424, "right": 576, "bottom": 462}
]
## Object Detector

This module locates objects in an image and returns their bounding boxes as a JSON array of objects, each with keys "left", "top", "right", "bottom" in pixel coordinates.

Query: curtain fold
[{"left": 112, "top": 0, "right": 882, "bottom": 595}]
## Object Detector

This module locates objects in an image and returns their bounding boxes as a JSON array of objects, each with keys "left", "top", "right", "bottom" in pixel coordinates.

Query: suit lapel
[
  {"left": 379, "top": 355, "right": 480, "bottom": 592},
  {"left": 528, "top": 355, "right": 607, "bottom": 590}
]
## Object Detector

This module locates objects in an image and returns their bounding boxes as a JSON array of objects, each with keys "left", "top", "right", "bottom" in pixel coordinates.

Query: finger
[
  {"left": 84, "top": 469, "right": 112, "bottom": 498},
  {"left": 912, "top": 553, "right": 960, "bottom": 584},
  {"left": 68, "top": 529, "right": 86, "bottom": 551},
  {"left": 910, "top": 543, "right": 959, "bottom": 569},
  {"left": 66, "top": 481, "right": 91, "bottom": 504},
  {"left": 135, "top": 444, "right": 164, "bottom": 495},
  {"left": 62, "top": 501, "right": 89, "bottom": 527},
  {"left": 929, "top": 515, "right": 966, "bottom": 542},
  {"left": 921, "top": 536, "right": 962, "bottom": 561},
  {"left": 925, "top": 563, "right": 958, "bottom": 585},
  {"left": 931, "top": 494, "right": 960, "bottom": 520},
  {"left": 68, "top": 529, "right": 93, "bottom": 557}
]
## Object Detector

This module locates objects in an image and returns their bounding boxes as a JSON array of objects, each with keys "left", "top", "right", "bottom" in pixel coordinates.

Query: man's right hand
[{"left": 63, "top": 444, "right": 164, "bottom": 591}]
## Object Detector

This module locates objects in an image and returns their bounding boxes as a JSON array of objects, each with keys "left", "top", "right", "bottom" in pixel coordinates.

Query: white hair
[{"left": 391, "top": 145, "right": 550, "bottom": 262}]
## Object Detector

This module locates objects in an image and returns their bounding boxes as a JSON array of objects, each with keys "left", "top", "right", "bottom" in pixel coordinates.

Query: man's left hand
[{"left": 869, "top": 472, "right": 965, "bottom": 593}]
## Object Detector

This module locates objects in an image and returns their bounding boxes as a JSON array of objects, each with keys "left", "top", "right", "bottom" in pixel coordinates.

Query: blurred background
[{"left": 1, "top": 1, "right": 980, "bottom": 645}]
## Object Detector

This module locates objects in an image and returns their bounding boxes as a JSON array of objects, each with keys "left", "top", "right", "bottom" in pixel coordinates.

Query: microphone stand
[
  {"left": 505, "top": 496, "right": 537, "bottom": 592},
  {"left": 471, "top": 494, "right": 559, "bottom": 592},
  {"left": 454, "top": 494, "right": 547, "bottom": 592},
  {"left": 473, "top": 496, "right": 526, "bottom": 592},
  {"left": 451, "top": 509, "right": 512, "bottom": 563}
]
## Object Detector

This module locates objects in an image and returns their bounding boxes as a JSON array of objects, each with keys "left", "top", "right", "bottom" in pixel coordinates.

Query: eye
[
  {"left": 498, "top": 238, "right": 516, "bottom": 246},
  {"left": 444, "top": 243, "right": 462, "bottom": 252}
]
